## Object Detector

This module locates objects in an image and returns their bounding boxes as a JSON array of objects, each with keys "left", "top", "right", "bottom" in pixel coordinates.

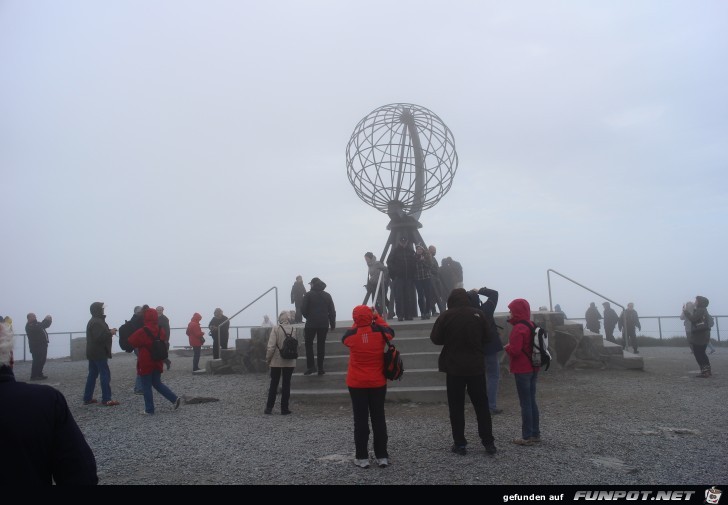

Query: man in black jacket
[
  {"left": 25, "top": 312, "right": 52, "bottom": 380},
  {"left": 387, "top": 235, "right": 417, "bottom": 321},
  {"left": 301, "top": 277, "right": 336, "bottom": 375},
  {"left": 291, "top": 275, "right": 307, "bottom": 323},
  {"left": 602, "top": 302, "right": 619, "bottom": 343},
  {"left": 209, "top": 308, "right": 230, "bottom": 360},
  {"left": 430, "top": 288, "right": 497, "bottom": 456}
]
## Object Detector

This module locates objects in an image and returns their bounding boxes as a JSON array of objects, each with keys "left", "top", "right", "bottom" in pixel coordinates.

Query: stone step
[
  {"left": 295, "top": 351, "right": 441, "bottom": 372},
  {"left": 605, "top": 349, "right": 644, "bottom": 369},
  {"left": 291, "top": 385, "right": 447, "bottom": 404},
  {"left": 291, "top": 368, "right": 444, "bottom": 390}
]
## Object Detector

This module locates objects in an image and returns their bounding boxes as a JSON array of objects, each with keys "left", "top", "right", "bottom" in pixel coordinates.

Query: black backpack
[
  {"left": 145, "top": 327, "right": 169, "bottom": 361},
  {"left": 117, "top": 320, "right": 135, "bottom": 353},
  {"left": 514, "top": 321, "right": 552, "bottom": 371},
  {"left": 277, "top": 325, "right": 299, "bottom": 360}
]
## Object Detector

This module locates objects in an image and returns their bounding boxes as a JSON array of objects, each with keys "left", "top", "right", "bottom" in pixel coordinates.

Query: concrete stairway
[
  {"left": 288, "top": 311, "right": 644, "bottom": 404},
  {"left": 289, "top": 319, "right": 446, "bottom": 403}
]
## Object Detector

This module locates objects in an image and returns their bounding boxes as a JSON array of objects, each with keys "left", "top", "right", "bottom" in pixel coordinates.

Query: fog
[{"left": 2, "top": 1, "right": 726, "bottom": 352}]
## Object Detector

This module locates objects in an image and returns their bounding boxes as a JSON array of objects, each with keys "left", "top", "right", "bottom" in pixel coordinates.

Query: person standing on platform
[
  {"left": 602, "top": 302, "right": 619, "bottom": 343},
  {"left": 387, "top": 235, "right": 416, "bottom": 321},
  {"left": 618, "top": 302, "right": 641, "bottom": 353},
  {"left": 208, "top": 308, "right": 230, "bottom": 359},
  {"left": 585, "top": 302, "right": 602, "bottom": 333},
  {"left": 301, "top": 277, "right": 336, "bottom": 375},
  {"left": 291, "top": 275, "right": 307, "bottom": 323},
  {"left": 25, "top": 312, "right": 52, "bottom": 380}
]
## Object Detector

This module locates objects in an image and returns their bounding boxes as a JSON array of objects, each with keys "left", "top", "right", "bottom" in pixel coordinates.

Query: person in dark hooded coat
[
  {"left": 430, "top": 288, "right": 497, "bottom": 456},
  {"left": 584, "top": 302, "right": 602, "bottom": 333},
  {"left": 682, "top": 295, "right": 713, "bottom": 378},
  {"left": 83, "top": 302, "right": 120, "bottom": 406},
  {"left": 301, "top": 277, "right": 336, "bottom": 375}
]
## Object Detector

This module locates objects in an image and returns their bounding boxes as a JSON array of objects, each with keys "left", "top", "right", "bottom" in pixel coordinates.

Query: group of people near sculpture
[
  {"left": 1, "top": 268, "right": 716, "bottom": 481},
  {"left": 364, "top": 237, "right": 463, "bottom": 321}
]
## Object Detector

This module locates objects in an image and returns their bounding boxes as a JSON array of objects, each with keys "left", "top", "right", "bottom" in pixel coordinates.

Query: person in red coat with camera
[{"left": 342, "top": 305, "right": 394, "bottom": 469}]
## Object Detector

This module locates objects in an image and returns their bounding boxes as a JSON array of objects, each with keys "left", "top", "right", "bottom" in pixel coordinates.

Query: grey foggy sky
[{"left": 2, "top": 1, "right": 727, "bottom": 339}]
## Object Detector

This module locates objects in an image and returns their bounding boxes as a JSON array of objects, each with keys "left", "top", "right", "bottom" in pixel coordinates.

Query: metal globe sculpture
[
  {"left": 346, "top": 103, "right": 458, "bottom": 221},
  {"left": 346, "top": 103, "right": 459, "bottom": 310}
]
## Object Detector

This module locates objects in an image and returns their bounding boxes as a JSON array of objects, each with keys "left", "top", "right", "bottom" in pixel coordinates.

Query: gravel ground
[{"left": 15, "top": 346, "right": 727, "bottom": 485}]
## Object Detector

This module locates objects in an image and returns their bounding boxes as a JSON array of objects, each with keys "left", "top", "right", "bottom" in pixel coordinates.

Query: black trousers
[
  {"left": 266, "top": 367, "right": 294, "bottom": 411},
  {"left": 392, "top": 277, "right": 416, "bottom": 319},
  {"left": 692, "top": 344, "right": 710, "bottom": 370},
  {"left": 212, "top": 335, "right": 220, "bottom": 359},
  {"left": 304, "top": 327, "right": 328, "bottom": 371},
  {"left": 30, "top": 346, "right": 47, "bottom": 378},
  {"left": 348, "top": 386, "right": 388, "bottom": 460},
  {"left": 446, "top": 373, "right": 494, "bottom": 447},
  {"left": 605, "top": 325, "right": 616, "bottom": 343},
  {"left": 294, "top": 300, "right": 303, "bottom": 323}
]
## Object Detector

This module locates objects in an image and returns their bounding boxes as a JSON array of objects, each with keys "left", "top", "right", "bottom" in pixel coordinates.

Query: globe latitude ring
[{"left": 346, "top": 103, "right": 458, "bottom": 220}]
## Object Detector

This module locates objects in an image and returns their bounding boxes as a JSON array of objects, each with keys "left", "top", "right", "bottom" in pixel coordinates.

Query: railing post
[
  {"left": 716, "top": 317, "right": 721, "bottom": 343},
  {"left": 657, "top": 317, "right": 663, "bottom": 340},
  {"left": 547, "top": 270, "right": 553, "bottom": 311}
]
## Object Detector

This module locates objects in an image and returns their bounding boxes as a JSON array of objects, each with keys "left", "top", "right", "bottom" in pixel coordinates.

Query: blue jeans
[
  {"left": 133, "top": 349, "right": 143, "bottom": 392},
  {"left": 139, "top": 370, "right": 178, "bottom": 414},
  {"left": 484, "top": 352, "right": 501, "bottom": 411},
  {"left": 514, "top": 372, "right": 540, "bottom": 439},
  {"left": 84, "top": 359, "right": 112, "bottom": 403}
]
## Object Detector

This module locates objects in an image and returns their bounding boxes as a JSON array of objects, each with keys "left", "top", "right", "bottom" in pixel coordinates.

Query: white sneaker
[
  {"left": 376, "top": 458, "right": 389, "bottom": 468},
  {"left": 354, "top": 458, "right": 370, "bottom": 468}
]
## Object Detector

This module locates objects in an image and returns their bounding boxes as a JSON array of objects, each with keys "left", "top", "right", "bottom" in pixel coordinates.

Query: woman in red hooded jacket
[
  {"left": 186, "top": 312, "right": 205, "bottom": 372},
  {"left": 128, "top": 308, "right": 182, "bottom": 415},
  {"left": 504, "top": 298, "right": 540, "bottom": 446},
  {"left": 342, "top": 305, "right": 394, "bottom": 469}
]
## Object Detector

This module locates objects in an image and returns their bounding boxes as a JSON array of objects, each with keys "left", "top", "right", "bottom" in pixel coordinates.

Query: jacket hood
[
  {"left": 278, "top": 311, "right": 291, "bottom": 324},
  {"left": 352, "top": 305, "right": 374, "bottom": 327},
  {"left": 447, "top": 288, "right": 470, "bottom": 309},
  {"left": 191, "top": 312, "right": 202, "bottom": 322},
  {"left": 90, "top": 302, "right": 104, "bottom": 317},
  {"left": 143, "top": 308, "right": 159, "bottom": 330},
  {"left": 508, "top": 298, "right": 531, "bottom": 322},
  {"left": 695, "top": 296, "right": 709, "bottom": 308},
  {"left": 466, "top": 291, "right": 481, "bottom": 309},
  {"left": 310, "top": 277, "right": 327, "bottom": 291}
]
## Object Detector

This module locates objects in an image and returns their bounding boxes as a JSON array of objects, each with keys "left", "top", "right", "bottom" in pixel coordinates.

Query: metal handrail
[
  {"left": 547, "top": 269, "right": 625, "bottom": 313},
  {"left": 212, "top": 286, "right": 279, "bottom": 341},
  {"left": 12, "top": 313, "right": 724, "bottom": 362}
]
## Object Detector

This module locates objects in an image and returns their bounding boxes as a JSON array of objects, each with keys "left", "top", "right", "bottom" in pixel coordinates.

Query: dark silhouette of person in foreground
[{"left": 0, "top": 321, "right": 98, "bottom": 485}]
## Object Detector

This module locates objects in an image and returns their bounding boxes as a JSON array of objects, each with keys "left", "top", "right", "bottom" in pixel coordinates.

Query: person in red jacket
[
  {"left": 342, "top": 305, "right": 395, "bottom": 469},
  {"left": 504, "top": 298, "right": 540, "bottom": 446},
  {"left": 186, "top": 312, "right": 205, "bottom": 372},
  {"left": 128, "top": 308, "right": 182, "bottom": 415}
]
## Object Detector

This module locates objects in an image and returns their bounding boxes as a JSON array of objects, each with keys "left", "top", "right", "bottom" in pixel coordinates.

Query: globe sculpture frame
[{"left": 346, "top": 103, "right": 458, "bottom": 307}]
